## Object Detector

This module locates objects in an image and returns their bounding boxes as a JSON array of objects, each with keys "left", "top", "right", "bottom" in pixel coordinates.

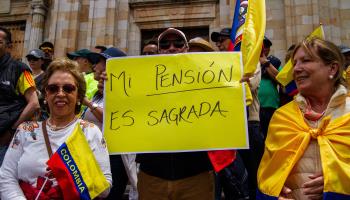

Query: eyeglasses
[
  {"left": 218, "top": 37, "right": 230, "bottom": 43},
  {"left": 27, "top": 57, "right": 39, "bottom": 62},
  {"left": 40, "top": 47, "right": 53, "bottom": 53},
  {"left": 159, "top": 39, "right": 185, "bottom": 50},
  {"left": 45, "top": 84, "right": 77, "bottom": 94}
]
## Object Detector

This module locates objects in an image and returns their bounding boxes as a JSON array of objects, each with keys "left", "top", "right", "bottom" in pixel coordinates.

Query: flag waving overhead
[
  {"left": 276, "top": 25, "right": 325, "bottom": 87},
  {"left": 47, "top": 124, "right": 109, "bottom": 200},
  {"left": 240, "top": 0, "right": 266, "bottom": 76},
  {"left": 229, "top": 0, "right": 248, "bottom": 51}
]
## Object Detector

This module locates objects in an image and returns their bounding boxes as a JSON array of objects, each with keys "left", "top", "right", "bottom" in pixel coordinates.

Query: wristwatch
[{"left": 91, "top": 103, "right": 99, "bottom": 110}]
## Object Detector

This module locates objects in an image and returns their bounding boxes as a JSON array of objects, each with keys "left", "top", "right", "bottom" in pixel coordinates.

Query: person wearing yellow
[
  {"left": 257, "top": 38, "right": 350, "bottom": 199},
  {"left": 339, "top": 45, "right": 350, "bottom": 87},
  {"left": 0, "top": 27, "right": 40, "bottom": 166}
]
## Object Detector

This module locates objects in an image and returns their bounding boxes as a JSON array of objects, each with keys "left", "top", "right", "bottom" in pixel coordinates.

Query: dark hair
[
  {"left": 292, "top": 37, "right": 345, "bottom": 87},
  {"left": 0, "top": 26, "right": 12, "bottom": 45},
  {"left": 95, "top": 45, "right": 107, "bottom": 52},
  {"left": 42, "top": 58, "right": 86, "bottom": 114}
]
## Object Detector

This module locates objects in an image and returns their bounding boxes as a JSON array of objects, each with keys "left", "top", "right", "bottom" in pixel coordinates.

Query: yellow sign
[{"left": 104, "top": 52, "right": 248, "bottom": 154}]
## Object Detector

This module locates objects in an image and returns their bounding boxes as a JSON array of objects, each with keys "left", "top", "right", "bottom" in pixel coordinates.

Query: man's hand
[{"left": 302, "top": 173, "right": 323, "bottom": 200}]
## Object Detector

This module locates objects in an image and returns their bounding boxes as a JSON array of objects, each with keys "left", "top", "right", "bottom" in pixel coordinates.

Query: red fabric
[
  {"left": 207, "top": 150, "right": 236, "bottom": 172},
  {"left": 19, "top": 177, "right": 62, "bottom": 200},
  {"left": 47, "top": 150, "right": 80, "bottom": 200}
]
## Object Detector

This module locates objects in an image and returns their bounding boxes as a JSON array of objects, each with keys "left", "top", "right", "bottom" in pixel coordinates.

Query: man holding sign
[{"left": 136, "top": 28, "right": 214, "bottom": 200}]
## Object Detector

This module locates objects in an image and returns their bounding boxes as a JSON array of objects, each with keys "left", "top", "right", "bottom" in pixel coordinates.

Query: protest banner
[{"left": 104, "top": 52, "right": 248, "bottom": 154}]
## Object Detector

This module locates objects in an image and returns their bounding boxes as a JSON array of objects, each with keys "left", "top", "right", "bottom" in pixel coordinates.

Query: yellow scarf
[{"left": 257, "top": 100, "right": 350, "bottom": 197}]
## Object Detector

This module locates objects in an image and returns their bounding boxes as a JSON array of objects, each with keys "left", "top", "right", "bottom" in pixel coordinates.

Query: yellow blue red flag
[{"left": 47, "top": 124, "right": 109, "bottom": 200}]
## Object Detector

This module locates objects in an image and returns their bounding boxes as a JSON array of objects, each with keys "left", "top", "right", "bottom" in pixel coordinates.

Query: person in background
[
  {"left": 142, "top": 41, "right": 158, "bottom": 55},
  {"left": 339, "top": 45, "right": 350, "bottom": 87},
  {"left": 135, "top": 28, "right": 214, "bottom": 200},
  {"left": 258, "top": 36, "right": 281, "bottom": 138},
  {"left": 211, "top": 28, "right": 250, "bottom": 200},
  {"left": 0, "top": 26, "right": 40, "bottom": 166},
  {"left": 188, "top": 37, "right": 215, "bottom": 52},
  {"left": 258, "top": 38, "right": 350, "bottom": 199},
  {"left": 67, "top": 48, "right": 98, "bottom": 100},
  {"left": 39, "top": 41, "right": 54, "bottom": 71},
  {"left": 26, "top": 48, "right": 48, "bottom": 120},
  {"left": 0, "top": 58, "right": 112, "bottom": 199},
  {"left": 94, "top": 45, "right": 107, "bottom": 53},
  {"left": 86, "top": 47, "right": 138, "bottom": 200},
  {"left": 279, "top": 44, "right": 296, "bottom": 106}
]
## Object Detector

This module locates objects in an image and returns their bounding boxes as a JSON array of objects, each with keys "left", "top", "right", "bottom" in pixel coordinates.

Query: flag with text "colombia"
[{"left": 47, "top": 124, "right": 109, "bottom": 200}]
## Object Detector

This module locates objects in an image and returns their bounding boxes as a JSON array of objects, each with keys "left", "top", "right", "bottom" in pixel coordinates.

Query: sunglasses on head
[
  {"left": 40, "top": 47, "right": 53, "bottom": 53},
  {"left": 45, "top": 84, "right": 77, "bottom": 94},
  {"left": 27, "top": 57, "right": 39, "bottom": 62},
  {"left": 159, "top": 39, "right": 185, "bottom": 50}
]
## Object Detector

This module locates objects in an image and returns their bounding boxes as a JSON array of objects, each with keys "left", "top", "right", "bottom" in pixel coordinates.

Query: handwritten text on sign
[{"left": 104, "top": 52, "right": 248, "bottom": 154}]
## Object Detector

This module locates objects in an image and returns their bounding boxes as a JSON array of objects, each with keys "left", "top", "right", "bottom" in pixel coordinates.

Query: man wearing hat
[
  {"left": 211, "top": 28, "right": 232, "bottom": 51},
  {"left": 85, "top": 47, "right": 138, "bottom": 200},
  {"left": 136, "top": 28, "right": 214, "bottom": 200},
  {"left": 39, "top": 41, "right": 54, "bottom": 70},
  {"left": 26, "top": 49, "right": 48, "bottom": 120},
  {"left": 142, "top": 41, "right": 158, "bottom": 55},
  {"left": 0, "top": 27, "right": 39, "bottom": 165},
  {"left": 258, "top": 36, "right": 281, "bottom": 138},
  {"left": 67, "top": 48, "right": 98, "bottom": 100},
  {"left": 188, "top": 37, "right": 215, "bottom": 52}
]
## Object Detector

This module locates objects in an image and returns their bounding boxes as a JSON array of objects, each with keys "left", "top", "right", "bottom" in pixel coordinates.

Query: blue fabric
[
  {"left": 256, "top": 189, "right": 277, "bottom": 200},
  {"left": 324, "top": 192, "right": 350, "bottom": 200}
]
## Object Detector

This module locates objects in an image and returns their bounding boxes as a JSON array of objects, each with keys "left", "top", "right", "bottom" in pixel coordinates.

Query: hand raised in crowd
[
  {"left": 302, "top": 173, "right": 324, "bottom": 200},
  {"left": 278, "top": 186, "right": 294, "bottom": 200}
]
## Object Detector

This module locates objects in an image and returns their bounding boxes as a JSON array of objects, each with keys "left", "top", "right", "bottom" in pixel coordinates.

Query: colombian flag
[
  {"left": 47, "top": 124, "right": 109, "bottom": 200},
  {"left": 276, "top": 25, "right": 325, "bottom": 96}
]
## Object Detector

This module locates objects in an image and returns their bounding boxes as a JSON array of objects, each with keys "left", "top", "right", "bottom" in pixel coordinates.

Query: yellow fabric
[
  {"left": 244, "top": 82, "right": 252, "bottom": 106},
  {"left": 241, "top": 0, "right": 266, "bottom": 76},
  {"left": 276, "top": 25, "right": 325, "bottom": 86},
  {"left": 258, "top": 100, "right": 350, "bottom": 197},
  {"left": 66, "top": 124, "right": 109, "bottom": 199},
  {"left": 16, "top": 70, "right": 35, "bottom": 95},
  {"left": 345, "top": 67, "right": 350, "bottom": 87}
]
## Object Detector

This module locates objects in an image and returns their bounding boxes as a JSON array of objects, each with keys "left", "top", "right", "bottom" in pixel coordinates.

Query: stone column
[{"left": 28, "top": 0, "right": 47, "bottom": 51}]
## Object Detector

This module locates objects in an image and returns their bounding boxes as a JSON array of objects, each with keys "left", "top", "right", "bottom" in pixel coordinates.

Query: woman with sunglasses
[{"left": 0, "top": 58, "right": 112, "bottom": 199}]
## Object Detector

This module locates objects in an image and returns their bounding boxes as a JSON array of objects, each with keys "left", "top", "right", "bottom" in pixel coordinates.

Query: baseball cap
[
  {"left": 188, "top": 37, "right": 215, "bottom": 52},
  {"left": 158, "top": 28, "right": 188, "bottom": 48},
  {"left": 26, "top": 49, "right": 45, "bottom": 59},
  {"left": 211, "top": 28, "right": 231, "bottom": 42},
  {"left": 339, "top": 45, "right": 350, "bottom": 54},
  {"left": 87, "top": 47, "right": 127, "bottom": 63},
  {"left": 67, "top": 49, "right": 93, "bottom": 60},
  {"left": 263, "top": 36, "right": 272, "bottom": 47}
]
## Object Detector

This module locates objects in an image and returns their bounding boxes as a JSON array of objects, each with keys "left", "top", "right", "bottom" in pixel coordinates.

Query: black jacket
[{"left": 0, "top": 53, "right": 31, "bottom": 134}]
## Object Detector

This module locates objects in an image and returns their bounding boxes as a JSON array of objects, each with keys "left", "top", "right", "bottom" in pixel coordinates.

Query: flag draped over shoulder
[
  {"left": 257, "top": 101, "right": 350, "bottom": 199},
  {"left": 47, "top": 124, "right": 109, "bottom": 200},
  {"left": 276, "top": 25, "right": 325, "bottom": 87}
]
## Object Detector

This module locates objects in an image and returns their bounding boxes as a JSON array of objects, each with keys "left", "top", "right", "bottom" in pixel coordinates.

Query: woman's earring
[
  {"left": 329, "top": 75, "right": 334, "bottom": 80},
  {"left": 77, "top": 102, "right": 81, "bottom": 106},
  {"left": 43, "top": 100, "right": 47, "bottom": 104}
]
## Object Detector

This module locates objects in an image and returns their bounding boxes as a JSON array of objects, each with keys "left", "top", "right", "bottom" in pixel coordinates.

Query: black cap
[
  {"left": 67, "top": 49, "right": 93, "bottom": 59},
  {"left": 211, "top": 28, "right": 231, "bottom": 42},
  {"left": 88, "top": 47, "right": 127, "bottom": 64},
  {"left": 339, "top": 45, "right": 350, "bottom": 54},
  {"left": 39, "top": 41, "right": 54, "bottom": 49},
  {"left": 26, "top": 49, "right": 45, "bottom": 59},
  {"left": 263, "top": 36, "right": 272, "bottom": 47}
]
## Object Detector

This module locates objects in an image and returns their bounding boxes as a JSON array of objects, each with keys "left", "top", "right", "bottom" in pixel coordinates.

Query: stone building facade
[{"left": 0, "top": 0, "right": 349, "bottom": 62}]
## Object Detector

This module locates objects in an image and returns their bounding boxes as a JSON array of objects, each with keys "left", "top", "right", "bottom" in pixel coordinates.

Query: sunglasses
[
  {"left": 218, "top": 37, "right": 230, "bottom": 43},
  {"left": 45, "top": 84, "right": 77, "bottom": 94},
  {"left": 40, "top": 47, "right": 53, "bottom": 53},
  {"left": 159, "top": 39, "right": 185, "bottom": 50},
  {"left": 27, "top": 57, "right": 39, "bottom": 62}
]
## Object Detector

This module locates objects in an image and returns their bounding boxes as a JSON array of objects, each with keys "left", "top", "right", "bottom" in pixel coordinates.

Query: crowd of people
[{"left": 0, "top": 24, "right": 349, "bottom": 200}]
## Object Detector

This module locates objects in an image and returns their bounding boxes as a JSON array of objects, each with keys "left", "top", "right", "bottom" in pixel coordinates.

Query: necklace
[{"left": 47, "top": 117, "right": 78, "bottom": 131}]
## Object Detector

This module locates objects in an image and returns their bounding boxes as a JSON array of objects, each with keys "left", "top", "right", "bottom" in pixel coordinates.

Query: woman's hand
[
  {"left": 82, "top": 96, "right": 91, "bottom": 107},
  {"left": 278, "top": 186, "right": 294, "bottom": 200},
  {"left": 302, "top": 173, "right": 324, "bottom": 200}
]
